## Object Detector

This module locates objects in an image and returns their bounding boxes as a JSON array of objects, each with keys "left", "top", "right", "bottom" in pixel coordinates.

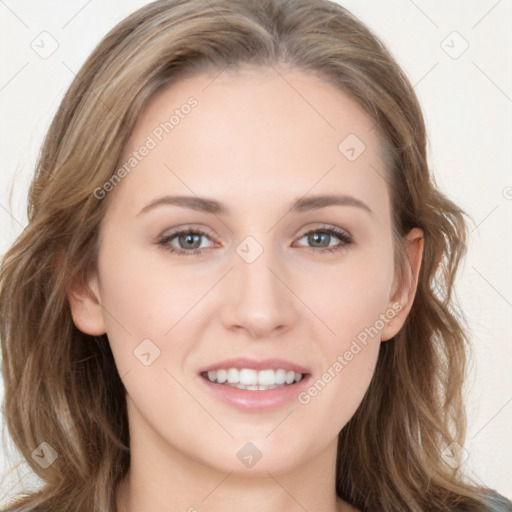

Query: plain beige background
[{"left": 1, "top": 0, "right": 511, "bottom": 505}]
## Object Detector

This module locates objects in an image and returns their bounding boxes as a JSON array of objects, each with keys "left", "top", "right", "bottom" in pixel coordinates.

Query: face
[{"left": 72, "top": 65, "right": 420, "bottom": 476}]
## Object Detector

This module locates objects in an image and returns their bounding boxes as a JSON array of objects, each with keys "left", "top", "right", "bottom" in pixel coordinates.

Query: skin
[{"left": 69, "top": 65, "right": 423, "bottom": 512}]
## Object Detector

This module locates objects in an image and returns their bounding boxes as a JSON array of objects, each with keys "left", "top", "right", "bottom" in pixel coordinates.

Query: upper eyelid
[{"left": 158, "top": 224, "right": 215, "bottom": 240}]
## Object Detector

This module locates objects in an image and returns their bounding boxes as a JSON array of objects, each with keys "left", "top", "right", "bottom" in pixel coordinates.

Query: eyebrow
[{"left": 138, "top": 193, "right": 372, "bottom": 216}]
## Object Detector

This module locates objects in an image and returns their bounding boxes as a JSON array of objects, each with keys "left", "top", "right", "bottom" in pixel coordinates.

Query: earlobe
[
  {"left": 381, "top": 227, "right": 424, "bottom": 342},
  {"left": 67, "top": 273, "right": 107, "bottom": 336}
]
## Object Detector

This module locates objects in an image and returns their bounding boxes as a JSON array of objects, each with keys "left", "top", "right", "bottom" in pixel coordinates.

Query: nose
[{"left": 220, "top": 242, "right": 299, "bottom": 339}]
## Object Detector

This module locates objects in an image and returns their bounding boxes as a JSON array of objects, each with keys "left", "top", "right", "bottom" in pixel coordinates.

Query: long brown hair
[{"left": 1, "top": 1, "right": 510, "bottom": 511}]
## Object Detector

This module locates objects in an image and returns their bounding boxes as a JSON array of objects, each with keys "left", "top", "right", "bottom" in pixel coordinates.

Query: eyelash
[{"left": 156, "top": 225, "right": 353, "bottom": 257}]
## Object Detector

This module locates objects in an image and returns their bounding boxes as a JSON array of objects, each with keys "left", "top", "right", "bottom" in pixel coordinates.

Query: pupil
[
  {"left": 181, "top": 233, "right": 200, "bottom": 248},
  {"left": 310, "top": 232, "right": 328, "bottom": 247}
]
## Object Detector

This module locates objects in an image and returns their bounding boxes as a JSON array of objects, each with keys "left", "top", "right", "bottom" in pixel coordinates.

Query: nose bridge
[{"left": 220, "top": 234, "right": 298, "bottom": 337}]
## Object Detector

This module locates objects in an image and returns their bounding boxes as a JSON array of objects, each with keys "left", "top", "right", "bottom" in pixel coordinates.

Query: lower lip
[{"left": 198, "top": 375, "right": 311, "bottom": 412}]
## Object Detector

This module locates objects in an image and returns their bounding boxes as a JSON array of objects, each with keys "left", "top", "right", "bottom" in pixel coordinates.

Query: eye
[
  {"left": 157, "top": 228, "right": 214, "bottom": 256},
  {"left": 294, "top": 226, "right": 353, "bottom": 253},
  {"left": 157, "top": 225, "right": 353, "bottom": 257}
]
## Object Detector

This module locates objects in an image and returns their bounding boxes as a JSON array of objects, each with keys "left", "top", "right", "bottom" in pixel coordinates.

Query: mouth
[
  {"left": 200, "top": 368, "right": 308, "bottom": 391},
  {"left": 197, "top": 358, "right": 311, "bottom": 411}
]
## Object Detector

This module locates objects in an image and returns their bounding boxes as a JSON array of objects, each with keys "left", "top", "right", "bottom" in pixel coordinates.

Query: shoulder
[{"left": 483, "top": 491, "right": 512, "bottom": 511}]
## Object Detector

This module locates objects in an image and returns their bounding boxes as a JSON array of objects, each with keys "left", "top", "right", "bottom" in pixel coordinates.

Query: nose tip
[{"left": 220, "top": 251, "right": 298, "bottom": 339}]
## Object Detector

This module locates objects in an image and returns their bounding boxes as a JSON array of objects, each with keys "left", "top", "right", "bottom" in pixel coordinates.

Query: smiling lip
[
  {"left": 197, "top": 357, "right": 311, "bottom": 412},
  {"left": 198, "top": 357, "right": 310, "bottom": 374}
]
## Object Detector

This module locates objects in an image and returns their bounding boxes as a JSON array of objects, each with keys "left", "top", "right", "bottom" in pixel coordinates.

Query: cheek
[
  {"left": 299, "top": 245, "right": 393, "bottom": 409},
  {"left": 97, "top": 240, "right": 201, "bottom": 336},
  {"left": 94, "top": 240, "right": 201, "bottom": 381},
  {"left": 310, "top": 246, "right": 395, "bottom": 348}
]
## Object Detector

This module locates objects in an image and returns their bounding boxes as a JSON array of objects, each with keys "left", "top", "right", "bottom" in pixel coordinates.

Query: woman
[{"left": 1, "top": 0, "right": 510, "bottom": 511}]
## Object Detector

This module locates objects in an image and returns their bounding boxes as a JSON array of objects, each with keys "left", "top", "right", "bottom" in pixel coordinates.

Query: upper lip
[{"left": 199, "top": 357, "right": 311, "bottom": 375}]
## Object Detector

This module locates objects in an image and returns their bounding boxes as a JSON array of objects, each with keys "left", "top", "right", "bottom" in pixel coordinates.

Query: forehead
[{"left": 113, "top": 65, "right": 390, "bottom": 217}]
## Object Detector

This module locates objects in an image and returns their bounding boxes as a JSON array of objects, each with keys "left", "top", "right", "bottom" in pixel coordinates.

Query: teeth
[
  {"left": 258, "top": 369, "right": 276, "bottom": 385},
  {"left": 233, "top": 383, "right": 284, "bottom": 390},
  {"left": 227, "top": 368, "right": 239, "bottom": 383},
  {"left": 204, "top": 368, "right": 305, "bottom": 389},
  {"left": 275, "top": 369, "right": 286, "bottom": 385},
  {"left": 239, "top": 368, "right": 258, "bottom": 386}
]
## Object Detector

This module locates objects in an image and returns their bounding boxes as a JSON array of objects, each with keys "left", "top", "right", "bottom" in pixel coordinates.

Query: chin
[{"left": 196, "top": 435, "right": 314, "bottom": 476}]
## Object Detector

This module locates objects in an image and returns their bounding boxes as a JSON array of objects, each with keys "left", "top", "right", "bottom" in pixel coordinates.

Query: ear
[
  {"left": 67, "top": 272, "right": 106, "bottom": 336},
  {"left": 381, "top": 227, "right": 424, "bottom": 342}
]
